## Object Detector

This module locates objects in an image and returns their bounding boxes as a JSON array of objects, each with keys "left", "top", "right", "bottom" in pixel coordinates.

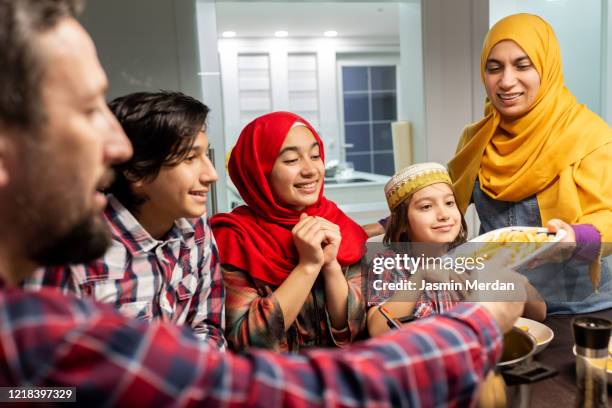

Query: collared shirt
[
  {"left": 0, "top": 284, "right": 502, "bottom": 407},
  {"left": 23, "top": 195, "right": 226, "bottom": 349}
]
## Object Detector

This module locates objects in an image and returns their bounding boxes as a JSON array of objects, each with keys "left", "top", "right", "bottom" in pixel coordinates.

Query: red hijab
[{"left": 211, "top": 112, "right": 367, "bottom": 286}]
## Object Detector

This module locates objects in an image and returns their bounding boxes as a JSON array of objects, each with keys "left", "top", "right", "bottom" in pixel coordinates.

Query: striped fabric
[
  {"left": 0, "top": 284, "right": 502, "bottom": 407},
  {"left": 22, "top": 195, "right": 226, "bottom": 349}
]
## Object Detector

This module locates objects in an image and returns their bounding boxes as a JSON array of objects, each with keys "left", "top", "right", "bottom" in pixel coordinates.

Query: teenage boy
[{"left": 25, "top": 91, "right": 226, "bottom": 349}]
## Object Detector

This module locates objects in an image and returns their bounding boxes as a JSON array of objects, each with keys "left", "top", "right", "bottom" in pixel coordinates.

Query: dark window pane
[
  {"left": 372, "top": 123, "right": 393, "bottom": 150},
  {"left": 346, "top": 153, "right": 371, "bottom": 173},
  {"left": 373, "top": 153, "right": 395, "bottom": 175},
  {"left": 343, "top": 93, "right": 370, "bottom": 122},
  {"left": 344, "top": 124, "right": 371, "bottom": 153},
  {"left": 342, "top": 66, "right": 368, "bottom": 91},
  {"left": 371, "top": 66, "right": 396, "bottom": 91},
  {"left": 372, "top": 92, "right": 397, "bottom": 121}
]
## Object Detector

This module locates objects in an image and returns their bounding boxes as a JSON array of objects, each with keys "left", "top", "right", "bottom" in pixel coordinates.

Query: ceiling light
[
  {"left": 324, "top": 30, "right": 338, "bottom": 37},
  {"left": 222, "top": 31, "right": 236, "bottom": 38},
  {"left": 274, "top": 30, "right": 288, "bottom": 38}
]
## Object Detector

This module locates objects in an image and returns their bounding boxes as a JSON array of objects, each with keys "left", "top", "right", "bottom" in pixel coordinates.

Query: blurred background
[{"left": 80, "top": 0, "right": 611, "bottom": 230}]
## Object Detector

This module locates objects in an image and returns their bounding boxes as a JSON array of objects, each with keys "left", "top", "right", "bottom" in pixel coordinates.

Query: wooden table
[{"left": 529, "top": 308, "right": 612, "bottom": 407}]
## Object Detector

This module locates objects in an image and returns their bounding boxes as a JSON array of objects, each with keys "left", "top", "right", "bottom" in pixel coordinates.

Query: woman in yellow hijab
[{"left": 448, "top": 13, "right": 612, "bottom": 314}]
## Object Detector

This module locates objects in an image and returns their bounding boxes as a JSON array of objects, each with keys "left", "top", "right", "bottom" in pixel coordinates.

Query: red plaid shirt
[
  {"left": 0, "top": 284, "right": 502, "bottom": 407},
  {"left": 23, "top": 195, "right": 226, "bottom": 349}
]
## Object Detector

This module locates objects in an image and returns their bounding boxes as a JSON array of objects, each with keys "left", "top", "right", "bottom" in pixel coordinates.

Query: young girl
[
  {"left": 367, "top": 162, "right": 546, "bottom": 336},
  {"left": 211, "top": 112, "right": 367, "bottom": 352}
]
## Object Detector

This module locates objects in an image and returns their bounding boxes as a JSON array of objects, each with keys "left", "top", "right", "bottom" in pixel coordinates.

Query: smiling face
[
  {"left": 269, "top": 125, "right": 324, "bottom": 211},
  {"left": 406, "top": 183, "right": 462, "bottom": 243},
  {"left": 484, "top": 40, "right": 541, "bottom": 120},
  {"left": 132, "top": 130, "right": 218, "bottom": 225}
]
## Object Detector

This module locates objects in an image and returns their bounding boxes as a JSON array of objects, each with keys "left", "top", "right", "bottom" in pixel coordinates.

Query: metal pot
[{"left": 479, "top": 327, "right": 557, "bottom": 408}]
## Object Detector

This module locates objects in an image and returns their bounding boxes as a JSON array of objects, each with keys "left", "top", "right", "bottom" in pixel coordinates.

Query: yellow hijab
[{"left": 448, "top": 14, "right": 612, "bottom": 241}]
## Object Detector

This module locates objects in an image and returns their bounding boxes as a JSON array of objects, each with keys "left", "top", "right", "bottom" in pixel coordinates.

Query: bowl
[{"left": 514, "top": 317, "right": 554, "bottom": 354}]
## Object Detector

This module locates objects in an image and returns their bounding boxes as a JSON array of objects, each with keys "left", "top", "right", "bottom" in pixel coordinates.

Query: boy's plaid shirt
[{"left": 23, "top": 195, "right": 226, "bottom": 349}]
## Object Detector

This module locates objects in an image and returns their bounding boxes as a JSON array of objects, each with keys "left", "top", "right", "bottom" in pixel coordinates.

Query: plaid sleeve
[
  {"left": 326, "top": 262, "right": 366, "bottom": 346},
  {"left": 0, "top": 289, "right": 502, "bottom": 407},
  {"left": 186, "top": 220, "right": 227, "bottom": 350},
  {"left": 222, "top": 265, "right": 286, "bottom": 351}
]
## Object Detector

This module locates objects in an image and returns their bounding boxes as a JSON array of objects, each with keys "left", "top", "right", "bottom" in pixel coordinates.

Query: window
[
  {"left": 288, "top": 53, "right": 319, "bottom": 129},
  {"left": 340, "top": 65, "right": 397, "bottom": 176},
  {"left": 237, "top": 54, "right": 272, "bottom": 126}
]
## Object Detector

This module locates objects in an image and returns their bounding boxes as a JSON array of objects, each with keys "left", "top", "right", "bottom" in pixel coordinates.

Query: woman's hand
[
  {"left": 525, "top": 219, "right": 576, "bottom": 269},
  {"left": 292, "top": 214, "right": 342, "bottom": 275},
  {"left": 547, "top": 219, "right": 576, "bottom": 243},
  {"left": 292, "top": 214, "right": 326, "bottom": 272},
  {"left": 543, "top": 218, "right": 576, "bottom": 261},
  {"left": 313, "top": 216, "right": 342, "bottom": 270}
]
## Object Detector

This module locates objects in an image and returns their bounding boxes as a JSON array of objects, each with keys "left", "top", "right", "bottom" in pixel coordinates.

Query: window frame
[{"left": 337, "top": 54, "right": 400, "bottom": 175}]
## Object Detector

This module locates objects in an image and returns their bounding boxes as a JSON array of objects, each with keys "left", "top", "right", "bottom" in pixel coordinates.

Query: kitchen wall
[
  {"left": 419, "top": 0, "right": 489, "bottom": 164},
  {"left": 80, "top": 0, "right": 201, "bottom": 100},
  {"left": 80, "top": 0, "right": 229, "bottom": 212},
  {"left": 395, "top": 0, "right": 489, "bottom": 164},
  {"left": 607, "top": 0, "right": 612, "bottom": 123},
  {"left": 490, "top": 0, "right": 606, "bottom": 118}
]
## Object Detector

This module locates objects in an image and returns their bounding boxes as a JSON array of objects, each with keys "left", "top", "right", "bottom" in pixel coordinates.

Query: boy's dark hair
[
  {"left": 0, "top": 0, "right": 83, "bottom": 130},
  {"left": 107, "top": 91, "right": 209, "bottom": 212},
  {"left": 383, "top": 194, "right": 468, "bottom": 249}
]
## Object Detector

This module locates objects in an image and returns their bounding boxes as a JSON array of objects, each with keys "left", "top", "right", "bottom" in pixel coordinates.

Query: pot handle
[{"left": 501, "top": 362, "right": 558, "bottom": 386}]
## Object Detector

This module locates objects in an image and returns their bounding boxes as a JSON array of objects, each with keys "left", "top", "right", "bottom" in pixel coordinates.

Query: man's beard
[
  {"left": 27, "top": 214, "right": 111, "bottom": 266},
  {"left": 14, "top": 132, "right": 114, "bottom": 269}
]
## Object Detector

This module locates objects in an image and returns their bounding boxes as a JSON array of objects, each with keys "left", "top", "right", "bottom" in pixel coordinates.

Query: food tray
[{"left": 456, "top": 226, "right": 567, "bottom": 270}]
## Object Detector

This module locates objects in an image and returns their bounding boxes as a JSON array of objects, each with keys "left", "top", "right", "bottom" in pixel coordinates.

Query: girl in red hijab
[{"left": 211, "top": 112, "right": 367, "bottom": 352}]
